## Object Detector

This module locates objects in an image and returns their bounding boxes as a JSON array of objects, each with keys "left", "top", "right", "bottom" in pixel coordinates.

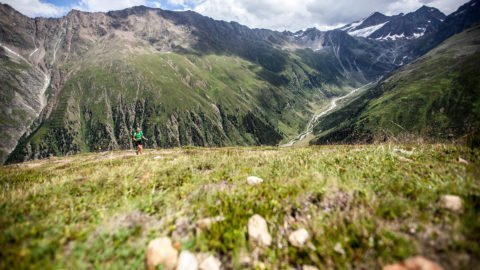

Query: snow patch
[
  {"left": 376, "top": 32, "right": 405, "bottom": 41},
  {"left": 29, "top": 48, "right": 39, "bottom": 58},
  {"left": 348, "top": 21, "right": 388, "bottom": 38},
  {"left": 293, "top": 32, "right": 304, "bottom": 38},
  {"left": 340, "top": 19, "right": 365, "bottom": 32}
]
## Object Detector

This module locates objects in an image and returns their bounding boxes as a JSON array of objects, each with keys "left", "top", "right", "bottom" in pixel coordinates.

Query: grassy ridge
[{"left": 1, "top": 145, "right": 479, "bottom": 269}]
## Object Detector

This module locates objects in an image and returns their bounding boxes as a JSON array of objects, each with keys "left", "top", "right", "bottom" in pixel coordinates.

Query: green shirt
[{"left": 133, "top": 131, "right": 143, "bottom": 141}]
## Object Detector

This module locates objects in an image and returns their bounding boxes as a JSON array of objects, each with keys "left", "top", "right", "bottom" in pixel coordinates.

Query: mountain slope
[
  {"left": 311, "top": 24, "right": 480, "bottom": 144},
  {"left": 0, "top": 3, "right": 416, "bottom": 163},
  {"left": 0, "top": 5, "right": 334, "bottom": 163}
]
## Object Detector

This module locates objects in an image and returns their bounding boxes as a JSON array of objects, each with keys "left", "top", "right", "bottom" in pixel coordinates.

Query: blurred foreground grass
[{"left": 1, "top": 144, "right": 479, "bottom": 269}]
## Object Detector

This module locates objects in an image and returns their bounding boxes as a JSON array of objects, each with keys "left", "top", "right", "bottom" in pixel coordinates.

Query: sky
[{"left": 1, "top": 0, "right": 471, "bottom": 31}]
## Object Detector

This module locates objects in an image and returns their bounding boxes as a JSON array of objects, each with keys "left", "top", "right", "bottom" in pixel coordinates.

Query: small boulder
[
  {"left": 248, "top": 214, "right": 272, "bottom": 247},
  {"left": 458, "top": 157, "right": 469, "bottom": 164},
  {"left": 440, "top": 195, "right": 463, "bottom": 213},
  {"left": 333, "top": 242, "right": 345, "bottom": 256},
  {"left": 146, "top": 237, "right": 178, "bottom": 270},
  {"left": 177, "top": 251, "right": 198, "bottom": 270},
  {"left": 198, "top": 254, "right": 222, "bottom": 270},
  {"left": 247, "top": 176, "right": 264, "bottom": 185},
  {"left": 303, "top": 266, "right": 319, "bottom": 270},
  {"left": 288, "top": 228, "right": 309, "bottom": 248},
  {"left": 383, "top": 256, "right": 443, "bottom": 270}
]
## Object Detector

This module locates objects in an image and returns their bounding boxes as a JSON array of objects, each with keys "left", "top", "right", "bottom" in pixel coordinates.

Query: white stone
[
  {"left": 248, "top": 214, "right": 272, "bottom": 247},
  {"left": 154, "top": 156, "right": 162, "bottom": 159},
  {"left": 146, "top": 237, "right": 178, "bottom": 270},
  {"left": 247, "top": 176, "right": 264, "bottom": 185},
  {"left": 288, "top": 228, "right": 310, "bottom": 247},
  {"left": 177, "top": 251, "right": 198, "bottom": 270},
  {"left": 196, "top": 216, "right": 225, "bottom": 230},
  {"left": 303, "top": 266, "right": 319, "bottom": 270},
  {"left": 334, "top": 242, "right": 345, "bottom": 256},
  {"left": 458, "top": 157, "right": 469, "bottom": 164},
  {"left": 440, "top": 195, "right": 463, "bottom": 212},
  {"left": 199, "top": 254, "right": 222, "bottom": 270}
]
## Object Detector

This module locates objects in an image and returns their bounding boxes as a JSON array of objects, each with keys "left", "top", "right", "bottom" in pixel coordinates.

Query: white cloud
[
  {"left": 1, "top": 0, "right": 66, "bottom": 17},
  {"left": 193, "top": 0, "right": 470, "bottom": 31},
  {"left": 74, "top": 0, "right": 149, "bottom": 12},
  {"left": 2, "top": 0, "right": 470, "bottom": 29}
]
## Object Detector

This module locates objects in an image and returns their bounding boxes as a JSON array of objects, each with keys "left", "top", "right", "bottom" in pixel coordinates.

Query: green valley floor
[{"left": 0, "top": 145, "right": 479, "bottom": 269}]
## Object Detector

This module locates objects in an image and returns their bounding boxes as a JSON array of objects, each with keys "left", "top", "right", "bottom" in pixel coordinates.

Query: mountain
[
  {"left": 416, "top": 0, "right": 480, "bottom": 55},
  {"left": 311, "top": 24, "right": 480, "bottom": 145},
  {"left": 285, "top": 28, "right": 403, "bottom": 78},
  {"left": 1, "top": 3, "right": 411, "bottom": 164},
  {"left": 310, "top": 0, "right": 480, "bottom": 145},
  {"left": 339, "top": 6, "right": 446, "bottom": 41},
  {"left": 0, "top": 0, "right": 477, "bottom": 163}
]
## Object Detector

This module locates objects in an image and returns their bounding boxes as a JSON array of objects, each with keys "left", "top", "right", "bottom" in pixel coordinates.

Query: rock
[
  {"left": 146, "top": 237, "right": 178, "bottom": 270},
  {"left": 321, "top": 190, "right": 351, "bottom": 212},
  {"left": 397, "top": 156, "right": 413, "bottom": 163},
  {"left": 288, "top": 228, "right": 309, "bottom": 247},
  {"left": 198, "top": 254, "right": 222, "bottom": 270},
  {"left": 440, "top": 195, "right": 463, "bottom": 213},
  {"left": 248, "top": 214, "right": 272, "bottom": 247},
  {"left": 302, "top": 266, "right": 319, "bottom": 270},
  {"left": 383, "top": 256, "right": 443, "bottom": 270},
  {"left": 196, "top": 216, "right": 225, "bottom": 230},
  {"left": 458, "top": 157, "right": 469, "bottom": 164},
  {"left": 154, "top": 155, "right": 162, "bottom": 159},
  {"left": 393, "top": 148, "right": 414, "bottom": 156},
  {"left": 177, "top": 251, "right": 198, "bottom": 270},
  {"left": 172, "top": 217, "right": 191, "bottom": 241},
  {"left": 247, "top": 176, "right": 264, "bottom": 185},
  {"left": 238, "top": 252, "right": 251, "bottom": 267},
  {"left": 333, "top": 242, "right": 345, "bottom": 256}
]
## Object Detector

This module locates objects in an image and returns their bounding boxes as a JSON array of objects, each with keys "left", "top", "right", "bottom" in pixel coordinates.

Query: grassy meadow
[{"left": 0, "top": 144, "right": 479, "bottom": 269}]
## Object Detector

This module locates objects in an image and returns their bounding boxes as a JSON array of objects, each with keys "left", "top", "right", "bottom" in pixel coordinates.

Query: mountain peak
[{"left": 415, "top": 5, "right": 444, "bottom": 15}]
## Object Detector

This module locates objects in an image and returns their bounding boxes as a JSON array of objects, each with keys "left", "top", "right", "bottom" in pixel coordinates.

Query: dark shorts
[{"left": 135, "top": 140, "right": 143, "bottom": 146}]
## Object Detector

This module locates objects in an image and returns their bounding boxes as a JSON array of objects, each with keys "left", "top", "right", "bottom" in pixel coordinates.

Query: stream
[{"left": 281, "top": 83, "right": 373, "bottom": 147}]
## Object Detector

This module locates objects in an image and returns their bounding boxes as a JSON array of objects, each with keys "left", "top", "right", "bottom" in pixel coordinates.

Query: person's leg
[
  {"left": 136, "top": 143, "right": 139, "bottom": 155},
  {"left": 139, "top": 145, "right": 143, "bottom": 155}
]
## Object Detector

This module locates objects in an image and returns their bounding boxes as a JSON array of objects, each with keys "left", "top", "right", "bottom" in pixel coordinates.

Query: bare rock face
[
  {"left": 383, "top": 256, "right": 443, "bottom": 270},
  {"left": 146, "top": 237, "right": 179, "bottom": 270},
  {"left": 288, "top": 228, "right": 310, "bottom": 248},
  {"left": 248, "top": 214, "right": 272, "bottom": 247},
  {"left": 439, "top": 195, "right": 463, "bottom": 213}
]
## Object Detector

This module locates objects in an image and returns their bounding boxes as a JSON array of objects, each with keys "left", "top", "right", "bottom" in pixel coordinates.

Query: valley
[{"left": 282, "top": 83, "right": 374, "bottom": 147}]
